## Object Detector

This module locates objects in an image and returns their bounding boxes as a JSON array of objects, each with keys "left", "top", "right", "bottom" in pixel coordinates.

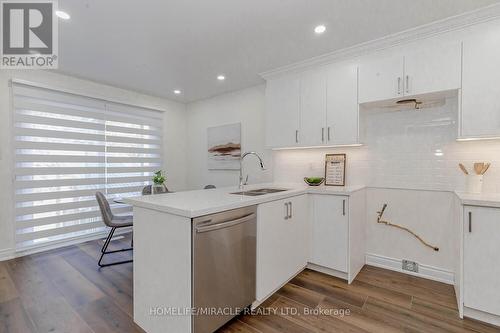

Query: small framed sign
[{"left": 325, "top": 154, "right": 346, "bottom": 186}]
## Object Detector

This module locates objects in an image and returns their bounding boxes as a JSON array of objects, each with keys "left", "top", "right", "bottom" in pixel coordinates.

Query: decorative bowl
[{"left": 304, "top": 177, "right": 325, "bottom": 186}]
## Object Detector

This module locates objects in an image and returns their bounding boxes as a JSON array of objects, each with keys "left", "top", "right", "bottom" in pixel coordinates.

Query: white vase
[{"left": 466, "top": 175, "right": 483, "bottom": 194}]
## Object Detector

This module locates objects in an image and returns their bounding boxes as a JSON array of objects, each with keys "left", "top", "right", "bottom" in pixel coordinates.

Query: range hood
[{"left": 359, "top": 89, "right": 458, "bottom": 112}]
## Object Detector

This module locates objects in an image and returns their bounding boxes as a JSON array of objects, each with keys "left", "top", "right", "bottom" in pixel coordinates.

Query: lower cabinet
[
  {"left": 256, "top": 191, "right": 366, "bottom": 302},
  {"left": 256, "top": 195, "right": 308, "bottom": 301},
  {"left": 309, "top": 192, "right": 366, "bottom": 284},
  {"left": 463, "top": 206, "right": 500, "bottom": 317},
  {"left": 310, "top": 194, "right": 348, "bottom": 272}
]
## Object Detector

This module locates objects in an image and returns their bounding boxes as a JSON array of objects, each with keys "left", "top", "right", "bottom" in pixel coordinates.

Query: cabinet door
[
  {"left": 265, "top": 74, "right": 300, "bottom": 148},
  {"left": 300, "top": 69, "right": 327, "bottom": 146},
  {"left": 358, "top": 52, "right": 404, "bottom": 103},
  {"left": 404, "top": 40, "right": 461, "bottom": 96},
  {"left": 288, "top": 195, "right": 309, "bottom": 272},
  {"left": 310, "top": 195, "right": 348, "bottom": 272},
  {"left": 463, "top": 206, "right": 500, "bottom": 316},
  {"left": 256, "top": 198, "right": 294, "bottom": 300},
  {"left": 461, "top": 26, "right": 500, "bottom": 138},
  {"left": 326, "top": 63, "right": 359, "bottom": 145}
]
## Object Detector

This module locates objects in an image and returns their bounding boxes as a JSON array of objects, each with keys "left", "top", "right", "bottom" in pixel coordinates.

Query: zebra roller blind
[{"left": 13, "top": 83, "right": 163, "bottom": 250}]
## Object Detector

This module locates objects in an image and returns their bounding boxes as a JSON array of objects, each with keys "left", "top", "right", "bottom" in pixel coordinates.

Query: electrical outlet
[{"left": 402, "top": 259, "right": 419, "bottom": 273}]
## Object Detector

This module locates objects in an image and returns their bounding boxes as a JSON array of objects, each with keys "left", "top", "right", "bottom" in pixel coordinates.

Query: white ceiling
[{"left": 57, "top": 0, "right": 500, "bottom": 103}]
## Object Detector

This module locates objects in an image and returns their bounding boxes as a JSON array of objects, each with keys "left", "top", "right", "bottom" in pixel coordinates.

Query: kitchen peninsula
[{"left": 125, "top": 183, "right": 366, "bottom": 333}]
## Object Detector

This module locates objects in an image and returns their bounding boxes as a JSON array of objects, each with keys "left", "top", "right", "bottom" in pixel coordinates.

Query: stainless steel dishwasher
[{"left": 192, "top": 205, "right": 257, "bottom": 333}]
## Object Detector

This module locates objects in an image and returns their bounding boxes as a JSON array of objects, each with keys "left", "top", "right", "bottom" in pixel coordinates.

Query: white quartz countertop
[
  {"left": 455, "top": 191, "right": 500, "bottom": 208},
  {"left": 123, "top": 183, "right": 365, "bottom": 218}
]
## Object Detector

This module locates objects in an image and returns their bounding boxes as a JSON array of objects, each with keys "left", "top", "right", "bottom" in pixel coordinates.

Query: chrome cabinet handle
[
  {"left": 397, "top": 77, "right": 402, "bottom": 95},
  {"left": 295, "top": 130, "right": 299, "bottom": 143},
  {"left": 284, "top": 202, "right": 289, "bottom": 220},
  {"left": 289, "top": 202, "right": 293, "bottom": 219},
  {"left": 327, "top": 127, "right": 331, "bottom": 141},
  {"left": 468, "top": 211, "right": 472, "bottom": 233},
  {"left": 342, "top": 199, "right": 346, "bottom": 216},
  {"left": 405, "top": 75, "right": 409, "bottom": 94},
  {"left": 321, "top": 128, "right": 325, "bottom": 142}
]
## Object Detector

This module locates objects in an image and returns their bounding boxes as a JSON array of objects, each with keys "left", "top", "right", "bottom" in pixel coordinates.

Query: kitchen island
[{"left": 124, "top": 183, "right": 366, "bottom": 333}]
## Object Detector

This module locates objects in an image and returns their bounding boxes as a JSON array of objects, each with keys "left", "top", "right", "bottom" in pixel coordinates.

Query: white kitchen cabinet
[
  {"left": 265, "top": 74, "right": 300, "bottom": 148},
  {"left": 358, "top": 41, "right": 461, "bottom": 104},
  {"left": 326, "top": 63, "right": 359, "bottom": 145},
  {"left": 463, "top": 206, "right": 500, "bottom": 317},
  {"left": 404, "top": 40, "right": 461, "bottom": 97},
  {"left": 461, "top": 25, "right": 500, "bottom": 138},
  {"left": 289, "top": 195, "right": 309, "bottom": 270},
  {"left": 308, "top": 190, "right": 366, "bottom": 284},
  {"left": 265, "top": 62, "right": 359, "bottom": 149},
  {"left": 300, "top": 69, "right": 327, "bottom": 146},
  {"left": 358, "top": 52, "right": 404, "bottom": 103},
  {"left": 256, "top": 195, "right": 308, "bottom": 301},
  {"left": 310, "top": 194, "right": 348, "bottom": 272}
]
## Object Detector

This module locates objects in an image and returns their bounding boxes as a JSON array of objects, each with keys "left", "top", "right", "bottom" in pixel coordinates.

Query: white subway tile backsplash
[{"left": 273, "top": 97, "right": 500, "bottom": 193}]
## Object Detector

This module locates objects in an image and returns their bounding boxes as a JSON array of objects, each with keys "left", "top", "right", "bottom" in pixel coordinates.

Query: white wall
[
  {"left": 0, "top": 70, "right": 187, "bottom": 257},
  {"left": 185, "top": 85, "right": 272, "bottom": 190},
  {"left": 365, "top": 188, "right": 455, "bottom": 272}
]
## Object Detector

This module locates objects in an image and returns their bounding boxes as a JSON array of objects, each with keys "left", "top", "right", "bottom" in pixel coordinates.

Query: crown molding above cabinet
[{"left": 260, "top": 3, "right": 500, "bottom": 80}]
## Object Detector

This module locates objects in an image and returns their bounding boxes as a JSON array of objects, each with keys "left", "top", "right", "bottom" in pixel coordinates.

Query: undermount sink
[{"left": 231, "top": 188, "right": 289, "bottom": 196}]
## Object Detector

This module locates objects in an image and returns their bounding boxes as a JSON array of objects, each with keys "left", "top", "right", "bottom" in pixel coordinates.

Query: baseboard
[
  {"left": 365, "top": 253, "right": 454, "bottom": 285},
  {"left": 306, "top": 263, "right": 348, "bottom": 282},
  {"left": 464, "top": 307, "right": 500, "bottom": 327},
  {"left": 0, "top": 248, "right": 15, "bottom": 261}
]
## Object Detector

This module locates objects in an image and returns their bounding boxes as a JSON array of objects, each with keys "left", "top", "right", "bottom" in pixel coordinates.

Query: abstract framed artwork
[{"left": 207, "top": 123, "right": 241, "bottom": 170}]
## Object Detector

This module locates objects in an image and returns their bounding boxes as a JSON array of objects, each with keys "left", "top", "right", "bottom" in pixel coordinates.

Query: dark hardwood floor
[{"left": 0, "top": 233, "right": 498, "bottom": 333}]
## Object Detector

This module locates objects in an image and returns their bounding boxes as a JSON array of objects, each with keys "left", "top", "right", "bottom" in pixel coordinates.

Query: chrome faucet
[{"left": 239, "top": 152, "right": 266, "bottom": 190}]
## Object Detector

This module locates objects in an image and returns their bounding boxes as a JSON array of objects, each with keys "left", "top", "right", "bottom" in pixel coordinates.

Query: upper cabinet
[
  {"left": 358, "top": 52, "right": 404, "bottom": 103},
  {"left": 326, "top": 63, "right": 359, "bottom": 145},
  {"left": 358, "top": 41, "right": 462, "bottom": 104},
  {"left": 265, "top": 74, "right": 300, "bottom": 148},
  {"left": 265, "top": 62, "right": 359, "bottom": 149},
  {"left": 461, "top": 24, "right": 500, "bottom": 139},
  {"left": 300, "top": 69, "right": 327, "bottom": 147},
  {"left": 404, "top": 40, "right": 462, "bottom": 96}
]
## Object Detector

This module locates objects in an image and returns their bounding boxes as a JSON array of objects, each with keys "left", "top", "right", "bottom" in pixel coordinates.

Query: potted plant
[{"left": 152, "top": 170, "right": 166, "bottom": 194}]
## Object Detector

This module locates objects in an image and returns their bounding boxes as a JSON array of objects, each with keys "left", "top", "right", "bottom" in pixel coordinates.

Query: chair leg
[
  {"left": 101, "top": 227, "right": 115, "bottom": 254},
  {"left": 98, "top": 227, "right": 133, "bottom": 268}
]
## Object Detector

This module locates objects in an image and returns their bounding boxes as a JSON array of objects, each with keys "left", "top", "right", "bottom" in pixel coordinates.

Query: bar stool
[{"left": 95, "top": 191, "right": 133, "bottom": 267}]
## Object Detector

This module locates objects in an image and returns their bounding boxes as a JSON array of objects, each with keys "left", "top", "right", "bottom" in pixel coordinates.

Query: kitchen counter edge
[
  {"left": 123, "top": 185, "right": 366, "bottom": 218},
  {"left": 455, "top": 191, "right": 500, "bottom": 208}
]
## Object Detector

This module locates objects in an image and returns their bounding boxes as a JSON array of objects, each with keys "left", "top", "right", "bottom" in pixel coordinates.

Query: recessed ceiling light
[
  {"left": 314, "top": 25, "right": 326, "bottom": 34},
  {"left": 217, "top": 75, "right": 225, "bottom": 81},
  {"left": 173, "top": 90, "right": 181, "bottom": 95},
  {"left": 55, "top": 10, "right": 70, "bottom": 20}
]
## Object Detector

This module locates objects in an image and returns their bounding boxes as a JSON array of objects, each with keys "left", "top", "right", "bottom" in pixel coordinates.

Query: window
[{"left": 12, "top": 83, "right": 163, "bottom": 250}]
